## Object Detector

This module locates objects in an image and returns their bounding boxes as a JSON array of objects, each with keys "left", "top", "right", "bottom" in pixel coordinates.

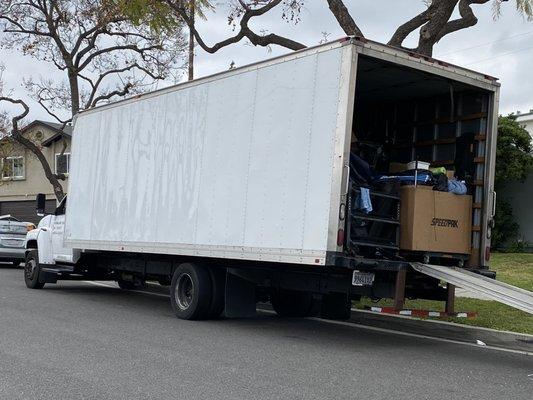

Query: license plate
[{"left": 352, "top": 271, "right": 375, "bottom": 286}]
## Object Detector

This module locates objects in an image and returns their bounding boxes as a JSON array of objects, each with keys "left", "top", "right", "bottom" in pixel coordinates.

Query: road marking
[
  {"left": 85, "top": 281, "right": 117, "bottom": 288},
  {"left": 84, "top": 281, "right": 171, "bottom": 298},
  {"left": 129, "top": 290, "right": 170, "bottom": 298},
  {"left": 81, "top": 281, "right": 532, "bottom": 356},
  {"left": 306, "top": 316, "right": 532, "bottom": 356}
]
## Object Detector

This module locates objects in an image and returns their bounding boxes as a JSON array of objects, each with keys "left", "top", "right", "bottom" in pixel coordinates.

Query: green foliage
[
  {"left": 115, "top": 0, "right": 180, "bottom": 31},
  {"left": 492, "top": 115, "right": 533, "bottom": 249},
  {"left": 495, "top": 115, "right": 533, "bottom": 188},
  {"left": 492, "top": 198, "right": 520, "bottom": 249},
  {"left": 117, "top": 0, "right": 212, "bottom": 31},
  {"left": 493, "top": 0, "right": 533, "bottom": 20}
]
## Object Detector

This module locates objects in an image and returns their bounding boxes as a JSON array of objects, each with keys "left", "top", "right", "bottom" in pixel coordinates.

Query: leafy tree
[
  {"left": 118, "top": 0, "right": 211, "bottom": 80},
  {"left": 120, "top": 0, "right": 533, "bottom": 57},
  {"left": 492, "top": 115, "right": 533, "bottom": 249},
  {"left": 0, "top": 0, "right": 186, "bottom": 200},
  {"left": 495, "top": 115, "right": 533, "bottom": 187}
]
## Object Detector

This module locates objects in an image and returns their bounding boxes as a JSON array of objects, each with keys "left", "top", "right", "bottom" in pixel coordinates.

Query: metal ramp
[{"left": 411, "top": 263, "right": 533, "bottom": 314}]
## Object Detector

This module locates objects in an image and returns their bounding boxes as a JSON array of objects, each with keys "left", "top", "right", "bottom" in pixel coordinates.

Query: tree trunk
[
  {"left": 12, "top": 132, "right": 66, "bottom": 201},
  {"left": 416, "top": 0, "right": 458, "bottom": 56},
  {"left": 188, "top": 2, "right": 195, "bottom": 81},
  {"left": 326, "top": 0, "right": 363, "bottom": 37},
  {"left": 68, "top": 69, "right": 81, "bottom": 115}
]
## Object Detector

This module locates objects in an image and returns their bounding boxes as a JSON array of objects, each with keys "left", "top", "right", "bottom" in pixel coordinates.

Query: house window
[
  {"left": 1, "top": 156, "right": 25, "bottom": 180},
  {"left": 55, "top": 153, "right": 70, "bottom": 175}
]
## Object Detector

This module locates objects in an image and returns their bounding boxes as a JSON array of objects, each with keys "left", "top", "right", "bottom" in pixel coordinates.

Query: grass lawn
[{"left": 355, "top": 253, "right": 533, "bottom": 335}]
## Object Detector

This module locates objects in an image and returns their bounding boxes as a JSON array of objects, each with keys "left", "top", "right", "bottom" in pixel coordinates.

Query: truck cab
[{"left": 25, "top": 195, "right": 79, "bottom": 285}]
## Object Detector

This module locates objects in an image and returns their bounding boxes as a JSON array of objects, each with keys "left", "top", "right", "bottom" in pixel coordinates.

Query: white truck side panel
[{"left": 65, "top": 46, "right": 349, "bottom": 264}]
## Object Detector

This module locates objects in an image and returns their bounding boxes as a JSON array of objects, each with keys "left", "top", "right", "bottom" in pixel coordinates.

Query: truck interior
[{"left": 346, "top": 55, "right": 492, "bottom": 268}]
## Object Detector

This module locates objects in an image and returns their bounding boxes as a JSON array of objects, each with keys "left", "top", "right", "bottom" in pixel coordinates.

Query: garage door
[{"left": 0, "top": 200, "right": 57, "bottom": 224}]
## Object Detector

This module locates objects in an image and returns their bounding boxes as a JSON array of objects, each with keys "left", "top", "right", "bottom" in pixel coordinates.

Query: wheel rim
[
  {"left": 175, "top": 273, "right": 194, "bottom": 310},
  {"left": 25, "top": 259, "right": 36, "bottom": 281}
]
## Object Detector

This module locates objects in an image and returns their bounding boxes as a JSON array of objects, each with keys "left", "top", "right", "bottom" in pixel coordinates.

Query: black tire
[
  {"left": 170, "top": 263, "right": 212, "bottom": 320},
  {"left": 24, "top": 250, "right": 44, "bottom": 289},
  {"left": 207, "top": 266, "right": 226, "bottom": 319},
  {"left": 271, "top": 289, "right": 315, "bottom": 317},
  {"left": 321, "top": 293, "right": 351, "bottom": 320}
]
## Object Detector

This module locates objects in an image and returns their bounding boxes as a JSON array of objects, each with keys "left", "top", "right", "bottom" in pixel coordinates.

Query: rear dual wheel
[
  {"left": 271, "top": 289, "right": 316, "bottom": 318},
  {"left": 320, "top": 293, "right": 352, "bottom": 320},
  {"left": 170, "top": 263, "right": 225, "bottom": 320}
]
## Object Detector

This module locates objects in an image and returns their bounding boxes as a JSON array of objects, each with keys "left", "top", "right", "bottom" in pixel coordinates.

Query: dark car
[{"left": 0, "top": 215, "right": 34, "bottom": 266}]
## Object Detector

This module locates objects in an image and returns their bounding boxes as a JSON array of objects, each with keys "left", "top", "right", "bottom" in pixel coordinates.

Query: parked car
[{"left": 0, "top": 215, "right": 35, "bottom": 266}]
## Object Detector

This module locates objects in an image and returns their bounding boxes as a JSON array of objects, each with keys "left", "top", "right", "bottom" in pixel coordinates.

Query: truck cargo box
[{"left": 64, "top": 38, "right": 500, "bottom": 268}]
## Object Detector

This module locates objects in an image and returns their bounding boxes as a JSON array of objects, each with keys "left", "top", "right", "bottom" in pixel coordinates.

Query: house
[
  {"left": 501, "top": 110, "right": 533, "bottom": 250},
  {"left": 0, "top": 120, "right": 72, "bottom": 223}
]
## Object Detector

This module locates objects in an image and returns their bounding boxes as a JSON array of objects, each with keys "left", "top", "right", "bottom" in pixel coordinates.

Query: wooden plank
[
  {"left": 474, "top": 157, "right": 485, "bottom": 164},
  {"left": 416, "top": 138, "right": 456, "bottom": 147},
  {"left": 474, "top": 134, "right": 486, "bottom": 141},
  {"left": 472, "top": 202, "right": 482, "bottom": 209},
  {"left": 430, "top": 159, "right": 455, "bottom": 166},
  {"left": 472, "top": 225, "right": 481, "bottom": 232},
  {"left": 445, "top": 284, "right": 455, "bottom": 314},
  {"left": 393, "top": 270, "right": 407, "bottom": 311},
  {"left": 472, "top": 179, "right": 484, "bottom": 186},
  {"left": 394, "top": 112, "right": 487, "bottom": 128}
]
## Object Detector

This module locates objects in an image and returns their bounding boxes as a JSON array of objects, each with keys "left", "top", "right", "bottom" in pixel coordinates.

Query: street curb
[
  {"left": 348, "top": 309, "right": 533, "bottom": 353},
  {"left": 123, "top": 289, "right": 533, "bottom": 353}
]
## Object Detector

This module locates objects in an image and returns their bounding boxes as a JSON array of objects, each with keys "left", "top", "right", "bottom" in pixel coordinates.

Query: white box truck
[{"left": 24, "top": 38, "right": 503, "bottom": 319}]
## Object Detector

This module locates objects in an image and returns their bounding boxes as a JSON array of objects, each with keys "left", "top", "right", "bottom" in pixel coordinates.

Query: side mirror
[{"left": 36, "top": 193, "right": 46, "bottom": 217}]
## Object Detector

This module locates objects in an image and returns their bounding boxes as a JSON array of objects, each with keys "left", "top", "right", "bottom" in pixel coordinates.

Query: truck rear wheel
[
  {"left": 24, "top": 250, "right": 44, "bottom": 289},
  {"left": 170, "top": 263, "right": 212, "bottom": 320},
  {"left": 320, "top": 293, "right": 351, "bottom": 320},
  {"left": 271, "top": 289, "right": 315, "bottom": 317}
]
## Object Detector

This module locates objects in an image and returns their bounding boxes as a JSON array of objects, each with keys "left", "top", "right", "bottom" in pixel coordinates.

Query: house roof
[
  {"left": 20, "top": 120, "right": 73, "bottom": 147},
  {"left": 516, "top": 110, "right": 533, "bottom": 122}
]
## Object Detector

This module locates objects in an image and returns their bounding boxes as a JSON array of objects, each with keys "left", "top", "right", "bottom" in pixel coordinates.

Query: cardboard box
[{"left": 400, "top": 186, "right": 472, "bottom": 254}]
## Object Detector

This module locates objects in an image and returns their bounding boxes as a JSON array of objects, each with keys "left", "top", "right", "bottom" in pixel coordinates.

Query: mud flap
[
  {"left": 39, "top": 269, "right": 58, "bottom": 284},
  {"left": 224, "top": 268, "right": 256, "bottom": 318}
]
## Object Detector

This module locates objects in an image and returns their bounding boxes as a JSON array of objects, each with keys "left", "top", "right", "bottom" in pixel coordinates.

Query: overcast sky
[{"left": 1, "top": 1, "right": 532, "bottom": 122}]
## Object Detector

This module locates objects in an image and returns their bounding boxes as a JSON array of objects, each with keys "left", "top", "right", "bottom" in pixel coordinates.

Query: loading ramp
[{"left": 411, "top": 263, "right": 533, "bottom": 314}]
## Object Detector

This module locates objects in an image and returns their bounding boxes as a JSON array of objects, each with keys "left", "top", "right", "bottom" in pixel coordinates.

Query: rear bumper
[{"left": 0, "top": 247, "right": 26, "bottom": 261}]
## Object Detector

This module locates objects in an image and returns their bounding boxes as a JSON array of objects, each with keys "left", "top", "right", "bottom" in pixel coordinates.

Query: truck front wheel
[
  {"left": 271, "top": 289, "right": 315, "bottom": 317},
  {"left": 24, "top": 250, "right": 44, "bottom": 289},
  {"left": 170, "top": 263, "right": 212, "bottom": 320}
]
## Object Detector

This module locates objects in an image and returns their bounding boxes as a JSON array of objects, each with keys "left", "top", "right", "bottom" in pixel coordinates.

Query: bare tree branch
[
  {"left": 325, "top": 0, "right": 363, "bottom": 37},
  {"left": 164, "top": 0, "right": 306, "bottom": 53},
  {"left": 1, "top": 0, "right": 187, "bottom": 198},
  {"left": 0, "top": 95, "right": 66, "bottom": 200},
  {"left": 434, "top": 0, "right": 489, "bottom": 42}
]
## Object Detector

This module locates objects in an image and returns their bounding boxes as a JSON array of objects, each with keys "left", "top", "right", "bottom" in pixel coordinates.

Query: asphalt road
[{"left": 1, "top": 265, "right": 532, "bottom": 400}]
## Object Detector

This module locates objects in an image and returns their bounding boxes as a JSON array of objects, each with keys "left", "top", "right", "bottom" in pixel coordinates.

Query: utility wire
[
  {"left": 464, "top": 45, "right": 533, "bottom": 65},
  {"left": 437, "top": 30, "right": 533, "bottom": 57}
]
